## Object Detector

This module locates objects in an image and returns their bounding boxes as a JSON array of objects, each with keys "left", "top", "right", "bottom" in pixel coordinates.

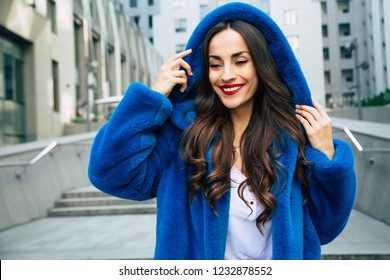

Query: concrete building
[
  {"left": 269, "top": 0, "right": 325, "bottom": 106},
  {"left": 153, "top": 0, "right": 201, "bottom": 62},
  {"left": 0, "top": 0, "right": 163, "bottom": 147},
  {"left": 321, "top": 0, "right": 390, "bottom": 109},
  {"left": 122, "top": 0, "right": 160, "bottom": 45},
  {"left": 199, "top": 0, "right": 270, "bottom": 18}
]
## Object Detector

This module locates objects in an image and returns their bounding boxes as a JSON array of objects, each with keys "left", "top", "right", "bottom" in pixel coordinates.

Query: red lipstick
[{"left": 219, "top": 84, "right": 243, "bottom": 95}]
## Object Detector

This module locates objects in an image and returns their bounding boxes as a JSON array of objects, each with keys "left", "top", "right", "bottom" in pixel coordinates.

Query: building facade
[
  {"left": 269, "top": 0, "right": 325, "bottom": 106},
  {"left": 123, "top": 0, "right": 160, "bottom": 45},
  {"left": 0, "top": 0, "right": 163, "bottom": 147},
  {"left": 199, "top": 0, "right": 270, "bottom": 18},
  {"left": 152, "top": 0, "right": 201, "bottom": 62},
  {"left": 321, "top": 0, "right": 390, "bottom": 108}
]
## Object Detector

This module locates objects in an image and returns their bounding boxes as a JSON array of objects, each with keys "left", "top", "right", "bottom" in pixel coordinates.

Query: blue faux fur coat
[{"left": 88, "top": 3, "right": 356, "bottom": 259}]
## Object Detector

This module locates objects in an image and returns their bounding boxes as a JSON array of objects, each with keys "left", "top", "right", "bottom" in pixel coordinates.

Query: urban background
[
  {"left": 0, "top": 0, "right": 389, "bottom": 147},
  {"left": 0, "top": 0, "right": 390, "bottom": 260}
]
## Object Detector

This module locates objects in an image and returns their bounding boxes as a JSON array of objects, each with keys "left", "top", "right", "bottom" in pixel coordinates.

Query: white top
[{"left": 224, "top": 166, "right": 272, "bottom": 260}]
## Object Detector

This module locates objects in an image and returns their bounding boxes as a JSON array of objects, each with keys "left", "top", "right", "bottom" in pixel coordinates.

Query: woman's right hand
[{"left": 152, "top": 49, "right": 193, "bottom": 96}]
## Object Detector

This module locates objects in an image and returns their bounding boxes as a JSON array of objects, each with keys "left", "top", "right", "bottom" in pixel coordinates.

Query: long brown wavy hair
[{"left": 180, "top": 20, "right": 310, "bottom": 233}]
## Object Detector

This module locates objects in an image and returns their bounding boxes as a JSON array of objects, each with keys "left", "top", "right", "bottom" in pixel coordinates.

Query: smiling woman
[
  {"left": 88, "top": 2, "right": 356, "bottom": 260},
  {"left": 208, "top": 28, "right": 258, "bottom": 113}
]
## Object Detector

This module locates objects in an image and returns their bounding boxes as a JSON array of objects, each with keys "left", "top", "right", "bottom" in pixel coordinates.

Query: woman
[{"left": 88, "top": 3, "right": 356, "bottom": 260}]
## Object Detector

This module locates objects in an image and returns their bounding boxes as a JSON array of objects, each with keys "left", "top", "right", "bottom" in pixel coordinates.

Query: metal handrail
[
  {"left": 344, "top": 127, "right": 390, "bottom": 153},
  {"left": 0, "top": 141, "right": 58, "bottom": 168}
]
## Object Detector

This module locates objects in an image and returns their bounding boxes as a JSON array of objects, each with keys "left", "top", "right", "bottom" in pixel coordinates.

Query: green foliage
[{"left": 361, "top": 89, "right": 390, "bottom": 107}]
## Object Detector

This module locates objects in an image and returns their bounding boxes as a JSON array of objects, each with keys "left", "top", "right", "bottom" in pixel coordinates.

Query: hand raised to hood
[
  {"left": 152, "top": 49, "right": 193, "bottom": 96},
  {"left": 295, "top": 98, "right": 335, "bottom": 160}
]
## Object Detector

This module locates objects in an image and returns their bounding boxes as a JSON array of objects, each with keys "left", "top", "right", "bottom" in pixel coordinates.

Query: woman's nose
[{"left": 221, "top": 65, "right": 236, "bottom": 82}]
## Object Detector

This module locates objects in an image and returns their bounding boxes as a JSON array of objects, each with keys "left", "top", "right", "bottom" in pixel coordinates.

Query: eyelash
[{"left": 209, "top": 60, "right": 248, "bottom": 69}]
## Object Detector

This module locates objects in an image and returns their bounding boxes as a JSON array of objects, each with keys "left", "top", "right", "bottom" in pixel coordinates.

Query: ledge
[{"left": 332, "top": 117, "right": 390, "bottom": 141}]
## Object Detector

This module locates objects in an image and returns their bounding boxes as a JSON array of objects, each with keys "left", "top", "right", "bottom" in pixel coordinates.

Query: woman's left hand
[{"left": 296, "top": 98, "right": 335, "bottom": 160}]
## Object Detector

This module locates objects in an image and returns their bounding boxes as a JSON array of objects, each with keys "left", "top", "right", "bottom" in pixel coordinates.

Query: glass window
[
  {"left": 1, "top": 36, "right": 26, "bottom": 145},
  {"left": 4, "top": 54, "right": 13, "bottom": 100},
  {"left": 285, "top": 10, "right": 298, "bottom": 26},
  {"left": 337, "top": 0, "right": 350, "bottom": 13},
  {"left": 3, "top": 54, "right": 24, "bottom": 103},
  {"left": 324, "top": 71, "right": 331, "bottom": 84},
  {"left": 148, "top": 0, "right": 154, "bottom": 6},
  {"left": 173, "top": 0, "right": 185, "bottom": 9},
  {"left": 133, "top": 16, "right": 140, "bottom": 26},
  {"left": 200, "top": 0, "right": 208, "bottom": 7},
  {"left": 47, "top": 0, "right": 57, "bottom": 33},
  {"left": 175, "top": 19, "right": 187, "bottom": 33},
  {"left": 52, "top": 60, "right": 60, "bottom": 112},
  {"left": 322, "top": 25, "right": 328, "bottom": 37},
  {"left": 339, "top": 23, "right": 351, "bottom": 36},
  {"left": 130, "top": 0, "right": 137, "bottom": 8},
  {"left": 321, "top": 2, "right": 327, "bottom": 15},
  {"left": 15, "top": 59, "right": 24, "bottom": 104},
  {"left": 149, "top": 15, "right": 153, "bottom": 28},
  {"left": 323, "top": 48, "right": 329, "bottom": 60},
  {"left": 340, "top": 46, "right": 352, "bottom": 59},
  {"left": 342, "top": 69, "right": 354, "bottom": 83},
  {"left": 343, "top": 92, "right": 355, "bottom": 106},
  {"left": 175, "top": 44, "right": 186, "bottom": 53},
  {"left": 287, "top": 35, "right": 299, "bottom": 51}
]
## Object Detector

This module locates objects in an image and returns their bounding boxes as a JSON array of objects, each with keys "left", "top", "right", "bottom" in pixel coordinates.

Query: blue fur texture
[{"left": 88, "top": 2, "right": 356, "bottom": 259}]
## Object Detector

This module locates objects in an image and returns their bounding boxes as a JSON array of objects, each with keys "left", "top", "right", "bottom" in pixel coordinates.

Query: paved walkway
[{"left": 0, "top": 210, "right": 390, "bottom": 260}]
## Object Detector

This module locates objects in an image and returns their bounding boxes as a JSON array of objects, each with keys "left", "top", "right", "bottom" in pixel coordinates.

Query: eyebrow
[{"left": 209, "top": 51, "right": 250, "bottom": 60}]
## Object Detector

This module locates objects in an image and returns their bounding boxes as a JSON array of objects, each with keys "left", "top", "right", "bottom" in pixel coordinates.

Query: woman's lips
[{"left": 219, "top": 84, "right": 243, "bottom": 95}]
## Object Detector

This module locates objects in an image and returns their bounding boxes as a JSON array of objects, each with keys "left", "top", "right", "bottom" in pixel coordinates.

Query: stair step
[
  {"left": 48, "top": 204, "right": 157, "bottom": 217},
  {"left": 48, "top": 186, "right": 157, "bottom": 217},
  {"left": 54, "top": 196, "right": 155, "bottom": 207},
  {"left": 62, "top": 186, "right": 109, "bottom": 198}
]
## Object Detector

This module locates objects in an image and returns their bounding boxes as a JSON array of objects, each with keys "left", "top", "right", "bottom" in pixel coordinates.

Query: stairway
[{"left": 48, "top": 186, "right": 156, "bottom": 217}]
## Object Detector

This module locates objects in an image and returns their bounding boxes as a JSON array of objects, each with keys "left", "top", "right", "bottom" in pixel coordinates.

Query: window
[
  {"left": 3, "top": 54, "right": 24, "bottom": 103},
  {"left": 285, "top": 10, "right": 298, "bottom": 26},
  {"left": 52, "top": 60, "right": 60, "bottom": 112},
  {"left": 130, "top": 0, "right": 137, "bottom": 8},
  {"left": 133, "top": 16, "right": 140, "bottom": 26},
  {"left": 1, "top": 37, "right": 26, "bottom": 145},
  {"left": 175, "top": 19, "right": 187, "bottom": 33},
  {"left": 148, "top": 0, "right": 154, "bottom": 6},
  {"left": 149, "top": 15, "right": 153, "bottom": 28},
  {"left": 324, "top": 71, "right": 331, "bottom": 84},
  {"left": 287, "top": 35, "right": 299, "bottom": 51},
  {"left": 337, "top": 0, "right": 350, "bottom": 13},
  {"left": 175, "top": 44, "right": 186, "bottom": 53},
  {"left": 321, "top": 2, "right": 327, "bottom": 15},
  {"left": 173, "top": 0, "right": 185, "bottom": 9},
  {"left": 4, "top": 54, "right": 13, "bottom": 100},
  {"left": 322, "top": 25, "right": 328, "bottom": 37},
  {"left": 342, "top": 69, "right": 354, "bottom": 83},
  {"left": 340, "top": 46, "right": 352, "bottom": 59},
  {"left": 343, "top": 92, "right": 355, "bottom": 106},
  {"left": 338, "top": 23, "right": 351, "bottom": 36},
  {"left": 326, "top": 93, "right": 333, "bottom": 108},
  {"left": 323, "top": 48, "right": 329, "bottom": 60},
  {"left": 47, "top": 0, "right": 57, "bottom": 33},
  {"left": 200, "top": 0, "right": 209, "bottom": 6}
]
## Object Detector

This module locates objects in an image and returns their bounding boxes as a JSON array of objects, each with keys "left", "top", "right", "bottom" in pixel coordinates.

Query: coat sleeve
[
  {"left": 304, "top": 138, "right": 357, "bottom": 244},
  {"left": 88, "top": 82, "right": 175, "bottom": 201}
]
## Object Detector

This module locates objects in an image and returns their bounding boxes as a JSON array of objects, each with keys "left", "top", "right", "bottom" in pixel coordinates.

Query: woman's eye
[
  {"left": 210, "top": 63, "right": 222, "bottom": 69},
  {"left": 235, "top": 60, "right": 248, "bottom": 66}
]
